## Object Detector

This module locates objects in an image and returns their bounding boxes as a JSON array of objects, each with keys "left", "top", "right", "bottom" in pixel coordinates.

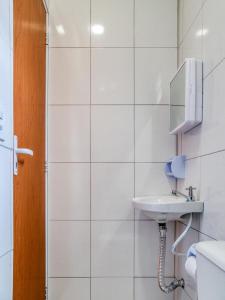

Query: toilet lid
[{"left": 196, "top": 241, "right": 225, "bottom": 272}]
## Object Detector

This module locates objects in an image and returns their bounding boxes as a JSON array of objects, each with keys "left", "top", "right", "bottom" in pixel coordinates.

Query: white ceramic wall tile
[
  {"left": 177, "top": 158, "right": 201, "bottom": 199},
  {"left": 92, "top": 278, "right": 133, "bottom": 300},
  {"left": 135, "top": 0, "right": 177, "bottom": 47},
  {"left": 182, "top": 0, "right": 202, "bottom": 38},
  {"left": 201, "top": 61, "right": 225, "bottom": 154},
  {"left": 48, "top": 221, "right": 90, "bottom": 277},
  {"left": 0, "top": 252, "right": 13, "bottom": 300},
  {"left": 91, "top": 48, "right": 134, "bottom": 104},
  {"left": 135, "top": 48, "right": 177, "bottom": 105},
  {"left": 48, "top": 163, "right": 90, "bottom": 220},
  {"left": 135, "top": 278, "right": 174, "bottom": 300},
  {"left": 91, "top": 163, "right": 134, "bottom": 220},
  {"left": 91, "top": 0, "right": 133, "bottom": 47},
  {"left": 202, "top": 0, "right": 225, "bottom": 77},
  {"left": 91, "top": 106, "right": 134, "bottom": 162},
  {"left": 49, "top": 0, "right": 90, "bottom": 47},
  {"left": 135, "top": 106, "right": 176, "bottom": 162},
  {"left": 135, "top": 221, "right": 174, "bottom": 277},
  {"left": 91, "top": 221, "right": 134, "bottom": 276},
  {"left": 175, "top": 223, "right": 199, "bottom": 300},
  {"left": 175, "top": 288, "right": 192, "bottom": 300},
  {"left": 48, "top": 278, "right": 90, "bottom": 300},
  {"left": 180, "top": 126, "right": 202, "bottom": 160},
  {"left": 178, "top": 46, "right": 184, "bottom": 67},
  {"left": 177, "top": 157, "right": 201, "bottom": 230},
  {"left": 178, "top": 0, "right": 184, "bottom": 45},
  {"left": 0, "top": 0, "right": 10, "bottom": 44},
  {"left": 200, "top": 151, "right": 225, "bottom": 240},
  {"left": 0, "top": 37, "right": 13, "bottom": 148},
  {"left": 49, "top": 48, "right": 90, "bottom": 105},
  {"left": 135, "top": 163, "right": 173, "bottom": 197},
  {"left": 0, "top": 147, "right": 12, "bottom": 256},
  {"left": 182, "top": 13, "right": 203, "bottom": 62},
  {"left": 48, "top": 106, "right": 90, "bottom": 162}
]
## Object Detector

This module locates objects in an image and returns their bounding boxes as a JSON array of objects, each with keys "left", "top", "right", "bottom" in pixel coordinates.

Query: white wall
[
  {"left": 47, "top": 0, "right": 177, "bottom": 299},
  {"left": 0, "top": 0, "right": 13, "bottom": 299},
  {"left": 176, "top": 0, "right": 225, "bottom": 299}
]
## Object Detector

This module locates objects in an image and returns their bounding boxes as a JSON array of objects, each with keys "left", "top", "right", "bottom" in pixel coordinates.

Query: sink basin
[{"left": 133, "top": 195, "right": 203, "bottom": 223}]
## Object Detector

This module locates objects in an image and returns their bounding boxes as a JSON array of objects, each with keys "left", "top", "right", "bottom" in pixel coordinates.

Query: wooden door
[{"left": 13, "top": 0, "right": 46, "bottom": 299}]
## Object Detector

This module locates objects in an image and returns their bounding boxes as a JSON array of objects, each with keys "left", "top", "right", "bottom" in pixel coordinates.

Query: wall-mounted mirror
[{"left": 170, "top": 58, "right": 203, "bottom": 135}]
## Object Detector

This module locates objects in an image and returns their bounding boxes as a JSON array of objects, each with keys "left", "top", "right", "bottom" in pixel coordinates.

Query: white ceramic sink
[{"left": 133, "top": 195, "right": 203, "bottom": 223}]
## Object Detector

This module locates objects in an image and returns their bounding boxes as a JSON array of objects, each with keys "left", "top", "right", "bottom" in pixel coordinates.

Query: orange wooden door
[{"left": 13, "top": 0, "right": 46, "bottom": 299}]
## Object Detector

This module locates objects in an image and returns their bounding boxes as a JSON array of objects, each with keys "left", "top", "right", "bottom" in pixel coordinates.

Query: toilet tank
[{"left": 196, "top": 241, "right": 225, "bottom": 300}]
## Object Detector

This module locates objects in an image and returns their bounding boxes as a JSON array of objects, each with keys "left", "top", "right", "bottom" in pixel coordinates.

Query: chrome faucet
[{"left": 172, "top": 186, "right": 196, "bottom": 202}]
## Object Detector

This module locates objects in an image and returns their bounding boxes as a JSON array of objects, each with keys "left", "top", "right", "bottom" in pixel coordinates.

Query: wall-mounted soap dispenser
[{"left": 165, "top": 155, "right": 186, "bottom": 179}]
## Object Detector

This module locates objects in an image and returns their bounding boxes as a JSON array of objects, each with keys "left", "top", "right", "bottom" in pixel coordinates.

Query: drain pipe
[{"left": 158, "top": 223, "right": 185, "bottom": 294}]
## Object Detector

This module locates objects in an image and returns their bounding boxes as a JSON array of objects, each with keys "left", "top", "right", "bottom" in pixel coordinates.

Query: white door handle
[
  {"left": 16, "top": 148, "right": 33, "bottom": 156},
  {"left": 14, "top": 135, "right": 34, "bottom": 175}
]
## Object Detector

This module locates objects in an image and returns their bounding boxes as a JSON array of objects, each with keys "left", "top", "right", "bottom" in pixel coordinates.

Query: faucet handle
[
  {"left": 185, "top": 186, "right": 196, "bottom": 200},
  {"left": 185, "top": 186, "right": 196, "bottom": 191}
]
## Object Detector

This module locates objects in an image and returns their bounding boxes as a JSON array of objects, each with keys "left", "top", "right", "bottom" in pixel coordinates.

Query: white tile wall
[
  {"left": 91, "top": 0, "right": 134, "bottom": 47},
  {"left": 135, "top": 163, "right": 174, "bottom": 197},
  {"left": 135, "top": 105, "right": 176, "bottom": 162},
  {"left": 91, "top": 105, "right": 134, "bottom": 162},
  {"left": 49, "top": 0, "right": 90, "bottom": 47},
  {"left": 91, "top": 221, "right": 134, "bottom": 277},
  {"left": 91, "top": 163, "right": 134, "bottom": 220},
  {"left": 135, "top": 278, "right": 174, "bottom": 300},
  {"left": 48, "top": 278, "right": 90, "bottom": 300},
  {"left": 0, "top": 26, "right": 13, "bottom": 148},
  {"left": 48, "top": 106, "right": 90, "bottom": 162},
  {"left": 49, "top": 48, "right": 90, "bottom": 105},
  {"left": 48, "top": 221, "right": 90, "bottom": 277},
  {"left": 200, "top": 151, "right": 225, "bottom": 240},
  {"left": 135, "top": 48, "right": 177, "bottom": 105},
  {"left": 176, "top": 1, "right": 225, "bottom": 299},
  {"left": 48, "top": 163, "right": 90, "bottom": 220},
  {"left": 0, "top": 252, "right": 13, "bottom": 300},
  {"left": 135, "top": 0, "right": 177, "bottom": 47},
  {"left": 92, "top": 278, "right": 133, "bottom": 300},
  {"left": 202, "top": 0, "right": 225, "bottom": 77},
  {"left": 48, "top": 0, "right": 177, "bottom": 299},
  {"left": 0, "top": 148, "right": 13, "bottom": 256},
  {"left": 182, "top": 13, "right": 202, "bottom": 62},
  {"left": 182, "top": 0, "right": 202, "bottom": 38},
  {"left": 91, "top": 48, "right": 134, "bottom": 104}
]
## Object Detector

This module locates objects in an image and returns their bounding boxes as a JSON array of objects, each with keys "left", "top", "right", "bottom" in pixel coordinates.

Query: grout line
[
  {"left": 49, "top": 219, "right": 154, "bottom": 222},
  {"left": 48, "top": 276, "right": 174, "bottom": 279},
  {"left": 178, "top": 2, "right": 204, "bottom": 47},
  {"left": 133, "top": 0, "right": 136, "bottom": 297},
  {"left": 177, "top": 220, "right": 217, "bottom": 240},
  {"left": 48, "top": 46, "right": 177, "bottom": 49},
  {"left": 48, "top": 103, "right": 170, "bottom": 106},
  {"left": 48, "top": 161, "right": 168, "bottom": 164},
  {"left": 0, "top": 144, "right": 13, "bottom": 151},
  {"left": 90, "top": 1, "right": 92, "bottom": 298},
  {"left": 186, "top": 148, "right": 225, "bottom": 161},
  {"left": 203, "top": 56, "right": 225, "bottom": 80},
  {"left": 0, "top": 249, "right": 13, "bottom": 259}
]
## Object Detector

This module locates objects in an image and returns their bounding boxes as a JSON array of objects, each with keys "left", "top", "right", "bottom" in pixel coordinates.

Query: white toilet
[{"left": 196, "top": 241, "right": 225, "bottom": 300}]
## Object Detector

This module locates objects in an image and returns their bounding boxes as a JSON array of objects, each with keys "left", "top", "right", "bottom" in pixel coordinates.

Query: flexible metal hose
[{"left": 158, "top": 223, "right": 185, "bottom": 294}]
